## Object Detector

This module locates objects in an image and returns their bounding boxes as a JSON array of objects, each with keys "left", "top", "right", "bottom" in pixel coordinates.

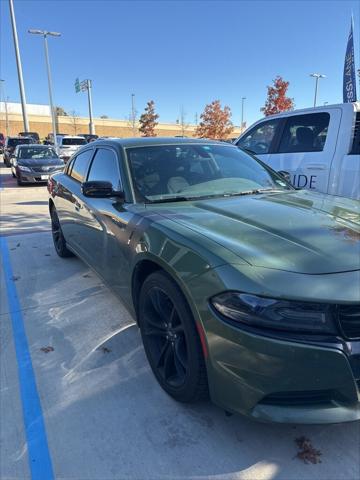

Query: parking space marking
[{"left": 0, "top": 236, "right": 54, "bottom": 480}]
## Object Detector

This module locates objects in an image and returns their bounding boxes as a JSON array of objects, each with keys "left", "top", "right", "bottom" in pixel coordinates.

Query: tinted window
[
  {"left": 62, "top": 138, "right": 87, "bottom": 146},
  {"left": 7, "top": 138, "right": 32, "bottom": 147},
  {"left": 18, "top": 147, "right": 58, "bottom": 159},
  {"left": 87, "top": 148, "right": 121, "bottom": 190},
  {"left": 278, "top": 113, "right": 330, "bottom": 153},
  {"left": 70, "top": 150, "right": 93, "bottom": 182},
  {"left": 127, "top": 144, "right": 291, "bottom": 202},
  {"left": 236, "top": 119, "right": 280, "bottom": 154}
]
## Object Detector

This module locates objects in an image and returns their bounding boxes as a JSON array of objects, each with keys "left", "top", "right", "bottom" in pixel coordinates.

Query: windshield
[
  {"left": 8, "top": 138, "right": 32, "bottom": 147},
  {"left": 18, "top": 147, "right": 59, "bottom": 160},
  {"left": 126, "top": 143, "right": 293, "bottom": 202},
  {"left": 62, "top": 138, "right": 87, "bottom": 146}
]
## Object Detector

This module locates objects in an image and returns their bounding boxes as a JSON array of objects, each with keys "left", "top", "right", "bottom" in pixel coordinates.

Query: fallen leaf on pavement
[
  {"left": 40, "top": 346, "right": 54, "bottom": 353},
  {"left": 295, "top": 436, "right": 322, "bottom": 464}
]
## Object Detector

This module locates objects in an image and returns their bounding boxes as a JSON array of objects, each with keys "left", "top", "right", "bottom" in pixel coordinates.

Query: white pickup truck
[{"left": 234, "top": 102, "right": 360, "bottom": 200}]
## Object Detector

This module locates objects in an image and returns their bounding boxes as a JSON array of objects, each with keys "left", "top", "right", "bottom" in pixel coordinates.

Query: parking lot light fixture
[
  {"left": 28, "top": 29, "right": 61, "bottom": 151},
  {"left": 310, "top": 73, "right": 326, "bottom": 107}
]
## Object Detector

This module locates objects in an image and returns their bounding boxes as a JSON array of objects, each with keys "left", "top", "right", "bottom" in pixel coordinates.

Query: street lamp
[
  {"left": 28, "top": 29, "right": 61, "bottom": 149},
  {"left": 310, "top": 73, "right": 326, "bottom": 107},
  {"left": 241, "top": 97, "right": 246, "bottom": 132}
]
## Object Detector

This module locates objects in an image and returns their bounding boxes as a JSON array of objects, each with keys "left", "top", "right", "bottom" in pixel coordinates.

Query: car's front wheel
[
  {"left": 139, "top": 271, "right": 208, "bottom": 403},
  {"left": 50, "top": 207, "right": 74, "bottom": 258}
]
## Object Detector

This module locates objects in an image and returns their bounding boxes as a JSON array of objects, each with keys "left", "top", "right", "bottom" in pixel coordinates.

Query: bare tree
[
  {"left": 68, "top": 110, "right": 80, "bottom": 135},
  {"left": 178, "top": 106, "right": 189, "bottom": 136}
]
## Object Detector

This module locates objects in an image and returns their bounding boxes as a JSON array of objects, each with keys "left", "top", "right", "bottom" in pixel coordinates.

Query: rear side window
[
  {"left": 70, "top": 150, "right": 93, "bottom": 182},
  {"left": 278, "top": 113, "right": 330, "bottom": 153},
  {"left": 350, "top": 112, "right": 360, "bottom": 154},
  {"left": 87, "top": 148, "right": 121, "bottom": 190},
  {"left": 236, "top": 119, "right": 280, "bottom": 155}
]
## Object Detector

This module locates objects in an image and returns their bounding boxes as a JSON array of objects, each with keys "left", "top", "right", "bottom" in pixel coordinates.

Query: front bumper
[
  {"left": 206, "top": 315, "right": 360, "bottom": 423},
  {"left": 17, "top": 171, "right": 50, "bottom": 183},
  {"left": 187, "top": 265, "right": 360, "bottom": 424}
]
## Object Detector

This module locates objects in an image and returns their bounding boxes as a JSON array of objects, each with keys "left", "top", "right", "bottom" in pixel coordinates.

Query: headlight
[
  {"left": 211, "top": 292, "right": 337, "bottom": 334},
  {"left": 18, "top": 165, "right": 31, "bottom": 172}
]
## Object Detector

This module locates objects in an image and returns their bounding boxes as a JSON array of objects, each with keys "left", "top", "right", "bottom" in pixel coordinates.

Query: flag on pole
[{"left": 343, "top": 17, "right": 357, "bottom": 103}]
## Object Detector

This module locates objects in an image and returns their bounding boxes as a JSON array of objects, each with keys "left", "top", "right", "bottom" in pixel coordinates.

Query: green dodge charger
[{"left": 48, "top": 137, "right": 360, "bottom": 424}]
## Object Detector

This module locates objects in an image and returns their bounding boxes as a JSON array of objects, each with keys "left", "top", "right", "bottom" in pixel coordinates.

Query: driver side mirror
[
  {"left": 81, "top": 181, "right": 125, "bottom": 199},
  {"left": 277, "top": 170, "right": 292, "bottom": 183}
]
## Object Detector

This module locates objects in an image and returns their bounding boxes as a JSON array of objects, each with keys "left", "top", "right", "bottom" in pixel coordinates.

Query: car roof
[
  {"left": 92, "top": 137, "right": 231, "bottom": 149},
  {"left": 17, "top": 144, "right": 53, "bottom": 148}
]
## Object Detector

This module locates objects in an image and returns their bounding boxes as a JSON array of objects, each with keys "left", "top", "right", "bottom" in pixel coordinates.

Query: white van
[{"left": 234, "top": 102, "right": 360, "bottom": 200}]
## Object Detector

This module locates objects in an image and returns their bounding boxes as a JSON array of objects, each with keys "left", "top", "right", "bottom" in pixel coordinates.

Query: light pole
[
  {"left": 28, "top": 29, "right": 60, "bottom": 148},
  {"left": 77, "top": 79, "right": 95, "bottom": 134},
  {"left": 310, "top": 73, "right": 326, "bottom": 107},
  {"left": 241, "top": 97, "right": 246, "bottom": 132},
  {"left": 9, "top": 0, "right": 29, "bottom": 132},
  {"left": 0, "top": 80, "right": 10, "bottom": 136}
]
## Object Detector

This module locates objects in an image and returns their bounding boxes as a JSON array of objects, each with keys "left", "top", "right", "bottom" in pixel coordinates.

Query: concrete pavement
[{"left": 0, "top": 163, "right": 359, "bottom": 480}]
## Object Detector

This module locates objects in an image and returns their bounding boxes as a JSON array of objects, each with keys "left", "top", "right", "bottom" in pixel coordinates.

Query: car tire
[
  {"left": 138, "top": 271, "right": 208, "bottom": 403},
  {"left": 50, "top": 207, "right": 74, "bottom": 258},
  {"left": 12, "top": 171, "right": 16, "bottom": 178},
  {"left": 16, "top": 177, "right": 23, "bottom": 186}
]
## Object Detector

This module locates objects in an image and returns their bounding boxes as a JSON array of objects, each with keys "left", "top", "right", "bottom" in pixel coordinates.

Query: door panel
[{"left": 267, "top": 110, "right": 342, "bottom": 193}]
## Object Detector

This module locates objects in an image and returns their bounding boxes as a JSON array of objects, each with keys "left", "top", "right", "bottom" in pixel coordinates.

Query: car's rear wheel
[
  {"left": 139, "top": 271, "right": 208, "bottom": 403},
  {"left": 50, "top": 207, "right": 74, "bottom": 258}
]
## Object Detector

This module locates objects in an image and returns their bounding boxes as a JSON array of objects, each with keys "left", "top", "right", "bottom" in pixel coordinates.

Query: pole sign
[
  {"left": 343, "top": 19, "right": 357, "bottom": 103},
  {"left": 75, "top": 78, "right": 80, "bottom": 93}
]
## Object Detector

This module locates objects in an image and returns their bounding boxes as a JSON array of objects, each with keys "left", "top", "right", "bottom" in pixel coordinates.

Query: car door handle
[{"left": 306, "top": 164, "right": 327, "bottom": 170}]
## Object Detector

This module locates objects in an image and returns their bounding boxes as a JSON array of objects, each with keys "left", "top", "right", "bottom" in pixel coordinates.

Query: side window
[
  {"left": 278, "top": 113, "right": 330, "bottom": 153},
  {"left": 236, "top": 119, "right": 280, "bottom": 154},
  {"left": 70, "top": 149, "right": 93, "bottom": 182},
  {"left": 87, "top": 148, "right": 121, "bottom": 190}
]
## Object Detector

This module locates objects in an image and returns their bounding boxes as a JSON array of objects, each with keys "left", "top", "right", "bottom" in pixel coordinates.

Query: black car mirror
[
  {"left": 81, "top": 180, "right": 125, "bottom": 199},
  {"left": 277, "top": 170, "right": 292, "bottom": 183}
]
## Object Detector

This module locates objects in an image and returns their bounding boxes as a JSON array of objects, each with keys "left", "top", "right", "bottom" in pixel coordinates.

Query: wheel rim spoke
[
  {"left": 143, "top": 287, "right": 188, "bottom": 387},
  {"left": 157, "top": 339, "right": 170, "bottom": 368}
]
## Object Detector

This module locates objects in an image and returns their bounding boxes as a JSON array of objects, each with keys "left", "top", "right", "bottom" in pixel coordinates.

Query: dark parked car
[
  {"left": 12, "top": 144, "right": 64, "bottom": 185},
  {"left": 0, "top": 133, "right": 5, "bottom": 153},
  {"left": 19, "top": 131, "right": 40, "bottom": 143},
  {"left": 48, "top": 137, "right": 360, "bottom": 424},
  {"left": 4, "top": 136, "right": 32, "bottom": 166}
]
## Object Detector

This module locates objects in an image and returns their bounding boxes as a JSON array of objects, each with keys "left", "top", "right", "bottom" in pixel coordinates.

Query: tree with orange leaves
[
  {"left": 195, "top": 100, "right": 233, "bottom": 140},
  {"left": 139, "top": 100, "right": 159, "bottom": 137},
  {"left": 261, "top": 76, "right": 294, "bottom": 116}
]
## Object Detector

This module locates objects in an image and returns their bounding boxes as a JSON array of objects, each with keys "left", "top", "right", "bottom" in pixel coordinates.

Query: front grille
[
  {"left": 338, "top": 305, "right": 360, "bottom": 340},
  {"left": 261, "top": 390, "right": 334, "bottom": 406},
  {"left": 31, "top": 166, "right": 58, "bottom": 173}
]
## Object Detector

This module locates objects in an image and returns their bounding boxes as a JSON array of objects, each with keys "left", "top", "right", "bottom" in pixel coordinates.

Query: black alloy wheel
[
  {"left": 50, "top": 207, "right": 74, "bottom": 258},
  {"left": 139, "top": 271, "right": 208, "bottom": 402}
]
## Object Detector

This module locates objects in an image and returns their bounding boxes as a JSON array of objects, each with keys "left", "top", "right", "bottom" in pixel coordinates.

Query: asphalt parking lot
[{"left": 0, "top": 161, "right": 359, "bottom": 480}]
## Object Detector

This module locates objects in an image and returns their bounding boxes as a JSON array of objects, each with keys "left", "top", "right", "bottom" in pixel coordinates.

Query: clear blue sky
[{"left": 1, "top": 0, "right": 359, "bottom": 127}]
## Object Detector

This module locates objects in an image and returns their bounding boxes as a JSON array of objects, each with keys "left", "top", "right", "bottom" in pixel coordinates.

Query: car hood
[
  {"left": 18, "top": 158, "right": 62, "bottom": 167},
  {"left": 152, "top": 190, "right": 360, "bottom": 274}
]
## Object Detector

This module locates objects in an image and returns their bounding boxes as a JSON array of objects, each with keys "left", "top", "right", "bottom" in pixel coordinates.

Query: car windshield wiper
[
  {"left": 146, "top": 188, "right": 288, "bottom": 204},
  {"left": 146, "top": 196, "right": 191, "bottom": 204},
  {"left": 223, "top": 188, "right": 287, "bottom": 197}
]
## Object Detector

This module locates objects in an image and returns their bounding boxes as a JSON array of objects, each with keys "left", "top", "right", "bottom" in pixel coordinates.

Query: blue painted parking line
[{"left": 0, "top": 237, "right": 54, "bottom": 480}]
